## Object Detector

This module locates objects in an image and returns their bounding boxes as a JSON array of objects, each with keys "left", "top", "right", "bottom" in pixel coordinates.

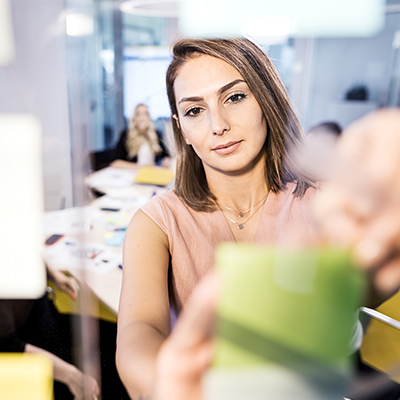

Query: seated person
[
  {"left": 308, "top": 121, "right": 342, "bottom": 139},
  {"left": 0, "top": 267, "right": 99, "bottom": 400},
  {"left": 0, "top": 265, "right": 129, "bottom": 400},
  {"left": 111, "top": 104, "right": 171, "bottom": 169}
]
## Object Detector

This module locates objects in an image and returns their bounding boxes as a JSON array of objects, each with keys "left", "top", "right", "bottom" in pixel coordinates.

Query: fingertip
[
  {"left": 353, "top": 238, "right": 383, "bottom": 268},
  {"left": 374, "top": 259, "right": 400, "bottom": 295}
]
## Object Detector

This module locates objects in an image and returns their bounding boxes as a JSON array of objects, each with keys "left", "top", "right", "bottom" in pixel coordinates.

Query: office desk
[
  {"left": 44, "top": 167, "right": 174, "bottom": 318},
  {"left": 85, "top": 166, "right": 174, "bottom": 198},
  {"left": 43, "top": 207, "right": 125, "bottom": 316}
]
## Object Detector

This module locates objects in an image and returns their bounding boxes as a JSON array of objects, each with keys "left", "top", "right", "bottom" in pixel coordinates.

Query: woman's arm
[
  {"left": 116, "top": 209, "right": 171, "bottom": 399},
  {"left": 155, "top": 130, "right": 171, "bottom": 166},
  {"left": 114, "top": 130, "right": 129, "bottom": 161},
  {"left": 25, "top": 343, "right": 100, "bottom": 400},
  {"left": 153, "top": 274, "right": 218, "bottom": 400}
]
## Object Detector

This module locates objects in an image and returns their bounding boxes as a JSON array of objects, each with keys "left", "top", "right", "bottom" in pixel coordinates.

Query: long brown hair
[{"left": 166, "top": 38, "right": 315, "bottom": 212}]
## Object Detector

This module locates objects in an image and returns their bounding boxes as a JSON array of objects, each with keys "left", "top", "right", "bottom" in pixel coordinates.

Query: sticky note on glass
[
  {"left": 0, "top": 353, "right": 53, "bottom": 400},
  {"left": 0, "top": 114, "right": 46, "bottom": 298},
  {"left": 213, "top": 244, "right": 366, "bottom": 368},
  {"left": 0, "top": 0, "right": 15, "bottom": 66},
  {"left": 180, "top": 0, "right": 384, "bottom": 38},
  {"left": 134, "top": 166, "right": 175, "bottom": 186}
]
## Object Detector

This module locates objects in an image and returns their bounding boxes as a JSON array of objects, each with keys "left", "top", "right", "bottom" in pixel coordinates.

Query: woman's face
[
  {"left": 173, "top": 55, "right": 267, "bottom": 176},
  {"left": 134, "top": 105, "right": 151, "bottom": 131}
]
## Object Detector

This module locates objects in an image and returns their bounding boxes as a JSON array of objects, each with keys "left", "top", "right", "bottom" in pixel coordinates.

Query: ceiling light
[
  {"left": 65, "top": 13, "right": 94, "bottom": 37},
  {"left": 119, "top": 0, "right": 179, "bottom": 18}
]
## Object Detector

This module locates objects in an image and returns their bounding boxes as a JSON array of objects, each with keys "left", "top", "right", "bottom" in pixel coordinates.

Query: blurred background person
[
  {"left": 307, "top": 121, "right": 342, "bottom": 141},
  {"left": 111, "top": 103, "right": 171, "bottom": 169}
]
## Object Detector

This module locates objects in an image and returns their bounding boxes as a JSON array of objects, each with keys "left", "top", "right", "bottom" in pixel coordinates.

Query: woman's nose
[{"left": 210, "top": 108, "right": 230, "bottom": 136}]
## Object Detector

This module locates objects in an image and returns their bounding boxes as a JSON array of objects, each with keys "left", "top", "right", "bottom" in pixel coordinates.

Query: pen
[
  {"left": 118, "top": 264, "right": 123, "bottom": 270},
  {"left": 360, "top": 307, "right": 400, "bottom": 331}
]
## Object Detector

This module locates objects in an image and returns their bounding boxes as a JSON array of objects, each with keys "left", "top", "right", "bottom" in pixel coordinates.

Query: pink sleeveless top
[{"left": 141, "top": 182, "right": 318, "bottom": 312}]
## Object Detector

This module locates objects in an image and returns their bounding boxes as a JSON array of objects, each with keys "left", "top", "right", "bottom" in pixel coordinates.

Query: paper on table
[
  {"left": 103, "top": 185, "right": 165, "bottom": 200},
  {"left": 85, "top": 167, "right": 138, "bottom": 189},
  {"left": 44, "top": 237, "right": 122, "bottom": 274},
  {"left": 91, "top": 193, "right": 148, "bottom": 211},
  {"left": 43, "top": 207, "right": 99, "bottom": 235},
  {"left": 94, "top": 209, "right": 134, "bottom": 231}
]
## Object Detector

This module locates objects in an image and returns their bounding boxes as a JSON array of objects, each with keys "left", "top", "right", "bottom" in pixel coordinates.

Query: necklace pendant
[
  {"left": 238, "top": 224, "right": 244, "bottom": 230},
  {"left": 238, "top": 212, "right": 244, "bottom": 218}
]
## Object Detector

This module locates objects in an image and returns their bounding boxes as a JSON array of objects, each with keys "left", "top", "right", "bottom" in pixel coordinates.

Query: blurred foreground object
[
  {"left": 205, "top": 243, "right": 366, "bottom": 400},
  {"left": 0, "top": 114, "right": 46, "bottom": 298},
  {"left": 153, "top": 243, "right": 366, "bottom": 400},
  {"left": 180, "top": 0, "right": 384, "bottom": 38},
  {"left": 0, "top": 0, "right": 15, "bottom": 66},
  {"left": 0, "top": 353, "right": 53, "bottom": 400},
  {"left": 314, "top": 108, "right": 400, "bottom": 295}
]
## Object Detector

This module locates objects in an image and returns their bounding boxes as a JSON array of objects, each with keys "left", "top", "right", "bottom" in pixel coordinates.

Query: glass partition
[{"left": 1, "top": 0, "right": 400, "bottom": 399}]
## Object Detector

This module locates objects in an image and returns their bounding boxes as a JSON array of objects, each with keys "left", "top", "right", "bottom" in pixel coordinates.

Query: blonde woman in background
[{"left": 111, "top": 103, "right": 171, "bottom": 168}]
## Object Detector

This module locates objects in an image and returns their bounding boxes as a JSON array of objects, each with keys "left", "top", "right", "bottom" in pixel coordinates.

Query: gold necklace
[
  {"left": 218, "top": 194, "right": 269, "bottom": 218},
  {"left": 220, "top": 193, "right": 269, "bottom": 230}
]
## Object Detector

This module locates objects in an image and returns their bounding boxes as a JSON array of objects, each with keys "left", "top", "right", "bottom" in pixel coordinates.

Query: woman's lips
[{"left": 212, "top": 140, "right": 242, "bottom": 155}]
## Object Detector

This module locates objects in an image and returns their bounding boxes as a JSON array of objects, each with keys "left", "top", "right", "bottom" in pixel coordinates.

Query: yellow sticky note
[{"left": 0, "top": 353, "right": 53, "bottom": 400}]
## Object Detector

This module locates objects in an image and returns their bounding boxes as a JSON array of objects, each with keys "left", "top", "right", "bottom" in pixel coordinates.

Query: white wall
[
  {"left": 0, "top": 0, "right": 73, "bottom": 210},
  {"left": 300, "top": 12, "right": 399, "bottom": 130}
]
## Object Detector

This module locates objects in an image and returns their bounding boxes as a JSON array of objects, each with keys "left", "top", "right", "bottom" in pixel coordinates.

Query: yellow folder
[
  {"left": 361, "top": 290, "right": 400, "bottom": 383},
  {"left": 134, "top": 166, "right": 175, "bottom": 186}
]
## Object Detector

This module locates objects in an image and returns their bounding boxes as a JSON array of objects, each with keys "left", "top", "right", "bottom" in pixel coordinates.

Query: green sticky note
[{"left": 214, "top": 244, "right": 367, "bottom": 369}]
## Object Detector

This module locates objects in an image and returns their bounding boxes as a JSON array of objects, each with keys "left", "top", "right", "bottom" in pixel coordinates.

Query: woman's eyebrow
[
  {"left": 217, "top": 79, "right": 246, "bottom": 96},
  {"left": 178, "top": 96, "right": 203, "bottom": 105},
  {"left": 178, "top": 79, "right": 246, "bottom": 105}
]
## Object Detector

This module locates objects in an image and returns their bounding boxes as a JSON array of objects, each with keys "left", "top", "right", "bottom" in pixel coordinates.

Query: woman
[
  {"left": 111, "top": 103, "right": 170, "bottom": 168},
  {"left": 116, "top": 38, "right": 317, "bottom": 399}
]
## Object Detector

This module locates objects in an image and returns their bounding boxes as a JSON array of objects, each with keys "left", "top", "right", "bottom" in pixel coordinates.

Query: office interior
[{"left": 1, "top": 0, "right": 400, "bottom": 399}]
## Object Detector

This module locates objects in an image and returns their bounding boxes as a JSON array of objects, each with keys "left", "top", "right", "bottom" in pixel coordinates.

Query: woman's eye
[
  {"left": 227, "top": 93, "right": 247, "bottom": 104},
  {"left": 184, "top": 107, "right": 202, "bottom": 117}
]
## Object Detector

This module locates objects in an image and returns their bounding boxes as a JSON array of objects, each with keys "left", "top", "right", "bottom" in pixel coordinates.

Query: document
[{"left": 44, "top": 236, "right": 122, "bottom": 274}]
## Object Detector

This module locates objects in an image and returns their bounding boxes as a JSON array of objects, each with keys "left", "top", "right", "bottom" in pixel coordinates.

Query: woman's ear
[{"left": 173, "top": 114, "right": 191, "bottom": 145}]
